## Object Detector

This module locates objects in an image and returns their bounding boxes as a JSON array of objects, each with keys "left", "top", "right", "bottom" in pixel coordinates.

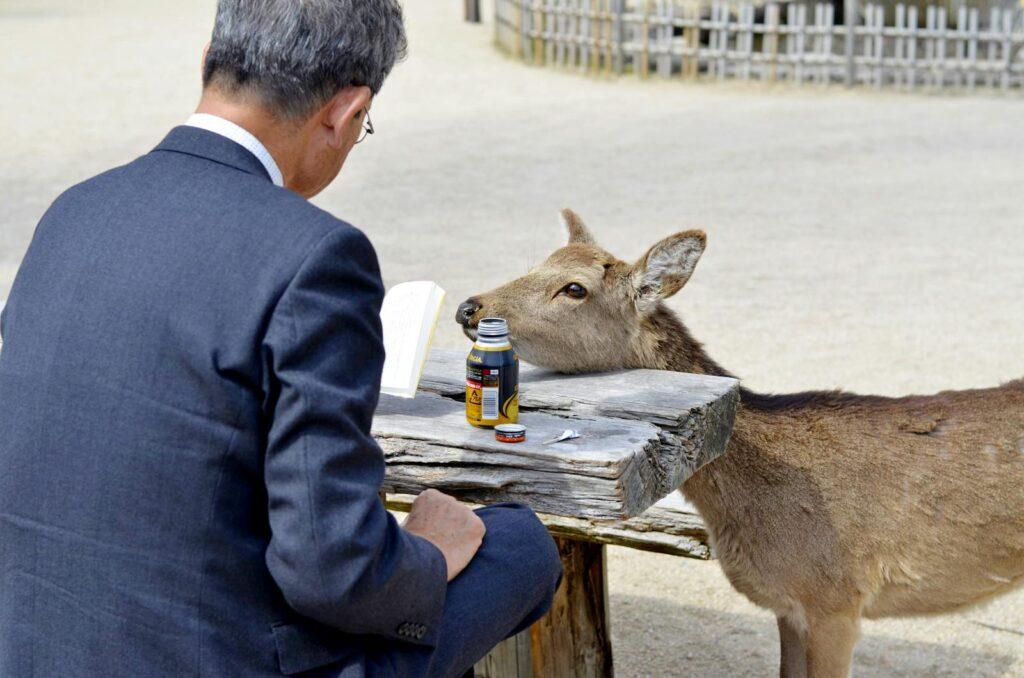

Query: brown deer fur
[{"left": 457, "top": 209, "right": 1024, "bottom": 678}]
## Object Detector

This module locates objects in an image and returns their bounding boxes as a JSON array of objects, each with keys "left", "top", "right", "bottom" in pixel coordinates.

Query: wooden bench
[{"left": 375, "top": 349, "right": 738, "bottom": 677}]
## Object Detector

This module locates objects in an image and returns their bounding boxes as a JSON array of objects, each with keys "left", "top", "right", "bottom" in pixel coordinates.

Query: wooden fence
[{"left": 493, "top": 0, "right": 1024, "bottom": 90}]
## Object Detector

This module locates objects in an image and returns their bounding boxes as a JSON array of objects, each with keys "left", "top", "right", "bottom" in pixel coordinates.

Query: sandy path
[{"left": 2, "top": 1, "right": 1022, "bottom": 675}]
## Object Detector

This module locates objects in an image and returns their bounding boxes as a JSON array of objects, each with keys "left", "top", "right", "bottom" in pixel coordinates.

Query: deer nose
[{"left": 456, "top": 299, "right": 482, "bottom": 327}]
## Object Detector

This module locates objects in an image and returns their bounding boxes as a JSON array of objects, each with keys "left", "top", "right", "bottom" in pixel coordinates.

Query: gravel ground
[{"left": 2, "top": 1, "right": 1022, "bottom": 675}]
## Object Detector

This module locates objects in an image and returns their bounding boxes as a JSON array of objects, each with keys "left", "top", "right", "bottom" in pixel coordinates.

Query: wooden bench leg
[
  {"left": 532, "top": 538, "right": 614, "bottom": 676},
  {"left": 475, "top": 632, "right": 533, "bottom": 678},
  {"left": 477, "top": 538, "right": 614, "bottom": 677}
]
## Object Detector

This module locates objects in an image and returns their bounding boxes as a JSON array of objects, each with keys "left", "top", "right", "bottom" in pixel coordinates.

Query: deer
[{"left": 454, "top": 209, "right": 1024, "bottom": 678}]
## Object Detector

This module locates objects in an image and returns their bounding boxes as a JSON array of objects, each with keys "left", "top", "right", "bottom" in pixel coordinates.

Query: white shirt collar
[{"left": 185, "top": 113, "right": 284, "bottom": 187}]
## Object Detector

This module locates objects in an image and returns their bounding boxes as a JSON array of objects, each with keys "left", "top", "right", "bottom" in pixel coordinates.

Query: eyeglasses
[{"left": 356, "top": 108, "right": 374, "bottom": 144}]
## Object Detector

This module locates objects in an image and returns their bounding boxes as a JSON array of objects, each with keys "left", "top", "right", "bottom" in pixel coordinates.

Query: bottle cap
[{"left": 477, "top": 317, "right": 509, "bottom": 339}]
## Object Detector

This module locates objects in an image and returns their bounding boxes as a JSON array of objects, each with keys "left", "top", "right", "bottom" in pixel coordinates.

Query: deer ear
[
  {"left": 631, "top": 230, "right": 706, "bottom": 311},
  {"left": 561, "top": 208, "right": 596, "bottom": 246}
]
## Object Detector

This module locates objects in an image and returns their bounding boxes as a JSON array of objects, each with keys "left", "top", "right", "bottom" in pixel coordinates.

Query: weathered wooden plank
[
  {"left": 377, "top": 395, "right": 657, "bottom": 471},
  {"left": 376, "top": 391, "right": 662, "bottom": 518},
  {"left": 420, "top": 349, "right": 737, "bottom": 428},
  {"left": 387, "top": 491, "right": 712, "bottom": 560},
  {"left": 376, "top": 349, "right": 738, "bottom": 520}
]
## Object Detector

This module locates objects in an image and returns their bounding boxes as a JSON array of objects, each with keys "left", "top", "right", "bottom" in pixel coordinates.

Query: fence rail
[{"left": 494, "top": 0, "right": 1024, "bottom": 90}]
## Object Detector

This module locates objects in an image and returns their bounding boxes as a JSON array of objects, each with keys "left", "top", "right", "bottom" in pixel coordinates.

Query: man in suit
[{"left": 0, "top": 1, "right": 561, "bottom": 675}]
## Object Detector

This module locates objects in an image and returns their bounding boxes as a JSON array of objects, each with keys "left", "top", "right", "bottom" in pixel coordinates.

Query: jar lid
[{"left": 495, "top": 423, "right": 526, "bottom": 443}]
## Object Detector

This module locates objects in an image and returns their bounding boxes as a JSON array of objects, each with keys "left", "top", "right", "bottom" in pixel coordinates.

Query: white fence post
[
  {"left": 967, "top": 8, "right": 979, "bottom": 90},
  {"left": 613, "top": 0, "right": 625, "bottom": 74},
  {"left": 872, "top": 4, "right": 884, "bottom": 89},
  {"left": 741, "top": 2, "right": 755, "bottom": 81},
  {"left": 907, "top": 5, "right": 919, "bottom": 92},
  {"left": 844, "top": 0, "right": 858, "bottom": 85},
  {"left": 766, "top": 2, "right": 781, "bottom": 81},
  {"left": 1001, "top": 8, "right": 1013, "bottom": 91}
]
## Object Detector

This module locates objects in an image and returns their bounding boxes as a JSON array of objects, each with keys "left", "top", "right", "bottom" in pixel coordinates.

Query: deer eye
[{"left": 560, "top": 283, "right": 588, "bottom": 300}]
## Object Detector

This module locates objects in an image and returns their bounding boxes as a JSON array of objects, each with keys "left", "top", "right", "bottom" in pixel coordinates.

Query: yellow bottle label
[{"left": 466, "top": 345, "right": 519, "bottom": 428}]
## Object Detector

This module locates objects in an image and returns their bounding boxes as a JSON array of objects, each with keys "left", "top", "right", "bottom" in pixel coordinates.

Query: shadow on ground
[
  {"left": 611, "top": 594, "right": 1017, "bottom": 677},
  {"left": 0, "top": 7, "right": 74, "bottom": 19}
]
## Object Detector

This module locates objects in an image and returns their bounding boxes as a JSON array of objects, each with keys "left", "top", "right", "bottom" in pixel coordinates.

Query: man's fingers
[
  {"left": 470, "top": 512, "right": 486, "bottom": 538},
  {"left": 416, "top": 488, "right": 443, "bottom": 503}
]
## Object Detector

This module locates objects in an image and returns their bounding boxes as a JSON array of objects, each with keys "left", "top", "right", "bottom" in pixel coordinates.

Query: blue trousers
[{"left": 362, "top": 504, "right": 563, "bottom": 677}]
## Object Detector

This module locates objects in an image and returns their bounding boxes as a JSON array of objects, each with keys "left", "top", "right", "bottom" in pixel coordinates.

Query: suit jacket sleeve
[{"left": 262, "top": 226, "right": 447, "bottom": 645}]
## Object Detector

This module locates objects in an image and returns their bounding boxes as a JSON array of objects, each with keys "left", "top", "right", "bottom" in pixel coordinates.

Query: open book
[{"left": 379, "top": 281, "right": 446, "bottom": 398}]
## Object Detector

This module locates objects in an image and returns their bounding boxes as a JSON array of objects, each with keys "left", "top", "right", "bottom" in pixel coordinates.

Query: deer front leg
[
  {"left": 777, "top": 615, "right": 807, "bottom": 678},
  {"left": 804, "top": 613, "right": 860, "bottom": 678}
]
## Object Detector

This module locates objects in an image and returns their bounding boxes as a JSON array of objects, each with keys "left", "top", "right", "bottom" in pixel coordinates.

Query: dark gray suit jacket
[{"left": 0, "top": 127, "right": 447, "bottom": 676}]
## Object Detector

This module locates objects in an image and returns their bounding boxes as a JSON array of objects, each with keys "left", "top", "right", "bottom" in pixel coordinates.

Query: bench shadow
[
  {"left": 610, "top": 594, "right": 1017, "bottom": 678},
  {"left": 0, "top": 7, "right": 74, "bottom": 19}
]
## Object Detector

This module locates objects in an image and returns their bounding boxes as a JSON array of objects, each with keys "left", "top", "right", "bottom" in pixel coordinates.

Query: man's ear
[
  {"left": 201, "top": 43, "right": 211, "bottom": 77},
  {"left": 561, "top": 208, "right": 596, "bottom": 246},
  {"left": 630, "top": 230, "right": 706, "bottom": 312},
  {"left": 323, "top": 86, "right": 372, "bottom": 149}
]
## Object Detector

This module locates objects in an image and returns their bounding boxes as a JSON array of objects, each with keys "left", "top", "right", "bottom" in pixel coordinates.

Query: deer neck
[
  {"left": 630, "top": 306, "right": 732, "bottom": 377},
  {"left": 632, "top": 306, "right": 784, "bottom": 515}
]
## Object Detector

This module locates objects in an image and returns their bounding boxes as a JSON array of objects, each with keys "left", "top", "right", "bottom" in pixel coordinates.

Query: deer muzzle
[{"left": 456, "top": 298, "right": 484, "bottom": 340}]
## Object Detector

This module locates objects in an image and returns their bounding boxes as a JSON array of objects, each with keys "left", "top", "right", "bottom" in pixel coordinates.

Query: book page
[{"left": 380, "top": 281, "right": 445, "bottom": 398}]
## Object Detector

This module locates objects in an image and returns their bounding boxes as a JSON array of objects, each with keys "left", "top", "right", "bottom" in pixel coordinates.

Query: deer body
[{"left": 457, "top": 210, "right": 1024, "bottom": 677}]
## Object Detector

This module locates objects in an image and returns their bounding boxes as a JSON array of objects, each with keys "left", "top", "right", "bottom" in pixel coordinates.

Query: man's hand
[{"left": 402, "top": 489, "right": 485, "bottom": 582}]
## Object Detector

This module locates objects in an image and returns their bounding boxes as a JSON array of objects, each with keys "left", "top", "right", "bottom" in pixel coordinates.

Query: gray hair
[{"left": 203, "top": 0, "right": 407, "bottom": 118}]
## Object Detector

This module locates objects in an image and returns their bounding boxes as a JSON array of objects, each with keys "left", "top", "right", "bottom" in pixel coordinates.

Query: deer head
[{"left": 456, "top": 209, "right": 713, "bottom": 374}]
